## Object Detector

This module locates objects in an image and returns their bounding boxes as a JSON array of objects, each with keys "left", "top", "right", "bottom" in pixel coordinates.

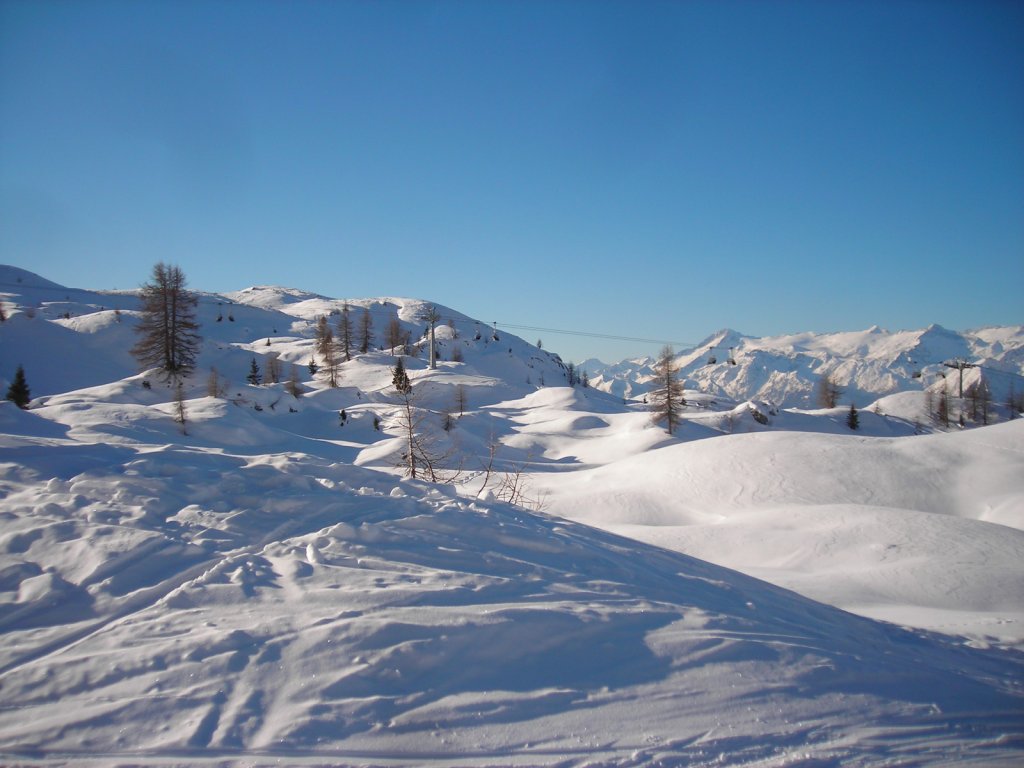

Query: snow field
[{"left": 1, "top": 265, "right": 1023, "bottom": 765}]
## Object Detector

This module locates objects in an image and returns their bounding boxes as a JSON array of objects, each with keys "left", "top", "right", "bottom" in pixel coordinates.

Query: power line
[{"left": 494, "top": 321, "right": 701, "bottom": 349}]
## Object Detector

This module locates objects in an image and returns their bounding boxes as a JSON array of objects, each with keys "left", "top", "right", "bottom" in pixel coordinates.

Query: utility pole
[
  {"left": 943, "top": 359, "right": 975, "bottom": 398},
  {"left": 423, "top": 305, "right": 441, "bottom": 370}
]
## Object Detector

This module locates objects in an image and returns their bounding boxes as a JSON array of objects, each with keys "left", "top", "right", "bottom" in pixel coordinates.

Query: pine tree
[
  {"left": 247, "top": 357, "right": 262, "bottom": 385},
  {"left": 567, "top": 362, "right": 577, "bottom": 387},
  {"left": 359, "top": 308, "right": 373, "bottom": 354},
  {"left": 5, "top": 365, "right": 31, "bottom": 409},
  {"left": 846, "top": 403, "right": 859, "bottom": 430},
  {"left": 392, "top": 357, "right": 412, "bottom": 395},
  {"left": 130, "top": 262, "right": 201, "bottom": 376},
  {"left": 307, "top": 357, "right": 319, "bottom": 376},
  {"left": 649, "top": 345, "right": 685, "bottom": 435}
]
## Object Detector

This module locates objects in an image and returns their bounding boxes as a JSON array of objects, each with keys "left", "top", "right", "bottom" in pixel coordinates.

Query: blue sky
[{"left": 1, "top": 0, "right": 1021, "bottom": 363}]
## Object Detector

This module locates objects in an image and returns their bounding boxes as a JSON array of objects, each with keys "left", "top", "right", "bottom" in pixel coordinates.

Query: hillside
[{"left": 1, "top": 264, "right": 1023, "bottom": 765}]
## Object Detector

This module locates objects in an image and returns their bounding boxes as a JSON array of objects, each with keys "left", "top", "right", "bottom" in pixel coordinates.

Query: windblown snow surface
[{"left": 1, "top": 266, "right": 1022, "bottom": 766}]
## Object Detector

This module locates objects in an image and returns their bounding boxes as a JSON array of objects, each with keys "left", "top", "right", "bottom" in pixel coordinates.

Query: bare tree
[
  {"left": 266, "top": 353, "right": 282, "bottom": 384},
  {"left": 131, "top": 262, "right": 201, "bottom": 376},
  {"left": 337, "top": 302, "right": 353, "bottom": 362},
  {"left": 173, "top": 379, "right": 188, "bottom": 434},
  {"left": 385, "top": 316, "right": 404, "bottom": 355},
  {"left": 815, "top": 372, "right": 843, "bottom": 408},
  {"left": 286, "top": 364, "right": 304, "bottom": 398},
  {"left": 206, "top": 367, "right": 227, "bottom": 398},
  {"left": 649, "top": 345, "right": 685, "bottom": 434},
  {"left": 359, "top": 307, "right": 373, "bottom": 354},
  {"left": 455, "top": 383, "right": 467, "bottom": 415},
  {"left": 322, "top": 328, "right": 339, "bottom": 387}
]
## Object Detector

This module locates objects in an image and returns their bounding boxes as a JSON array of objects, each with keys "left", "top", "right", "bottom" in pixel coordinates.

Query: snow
[{"left": 1, "top": 265, "right": 1023, "bottom": 765}]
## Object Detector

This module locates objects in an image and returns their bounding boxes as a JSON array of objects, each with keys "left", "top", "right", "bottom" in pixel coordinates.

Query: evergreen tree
[
  {"left": 392, "top": 357, "right": 412, "bottom": 395},
  {"left": 130, "top": 262, "right": 201, "bottom": 376},
  {"left": 5, "top": 365, "right": 31, "bottom": 409},
  {"left": 846, "top": 403, "right": 859, "bottom": 430},
  {"left": 307, "top": 357, "right": 319, "bottom": 376},
  {"left": 649, "top": 345, "right": 685, "bottom": 435},
  {"left": 567, "top": 361, "right": 577, "bottom": 387},
  {"left": 247, "top": 357, "right": 262, "bottom": 385}
]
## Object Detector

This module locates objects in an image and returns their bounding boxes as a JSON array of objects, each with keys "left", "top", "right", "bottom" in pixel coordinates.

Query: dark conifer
[{"left": 5, "top": 365, "right": 31, "bottom": 409}]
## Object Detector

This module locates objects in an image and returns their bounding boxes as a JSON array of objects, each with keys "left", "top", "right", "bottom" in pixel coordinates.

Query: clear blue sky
[{"left": 2, "top": 0, "right": 1022, "bottom": 363}]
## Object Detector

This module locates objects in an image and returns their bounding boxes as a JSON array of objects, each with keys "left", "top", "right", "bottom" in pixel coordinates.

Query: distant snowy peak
[
  {"left": 590, "top": 324, "right": 1024, "bottom": 408},
  {"left": 223, "top": 285, "right": 334, "bottom": 310}
]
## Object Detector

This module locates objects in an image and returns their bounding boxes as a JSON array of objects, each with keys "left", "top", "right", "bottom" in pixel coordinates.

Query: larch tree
[
  {"left": 131, "top": 262, "right": 201, "bottom": 377},
  {"left": 286, "top": 364, "right": 304, "bottom": 398},
  {"left": 337, "top": 302, "right": 353, "bottom": 362},
  {"left": 358, "top": 307, "right": 374, "bottom": 353},
  {"left": 385, "top": 316, "right": 404, "bottom": 356},
  {"left": 649, "top": 345, "right": 685, "bottom": 435},
  {"left": 815, "top": 372, "right": 843, "bottom": 408}
]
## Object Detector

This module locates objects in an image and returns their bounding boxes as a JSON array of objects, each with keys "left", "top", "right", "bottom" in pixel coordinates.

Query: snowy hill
[
  {"left": 588, "top": 324, "right": 1024, "bottom": 409},
  {"left": 2, "top": 264, "right": 1023, "bottom": 765}
]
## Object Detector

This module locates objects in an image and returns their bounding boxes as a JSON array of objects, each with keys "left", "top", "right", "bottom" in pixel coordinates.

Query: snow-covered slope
[
  {"left": 2, "top": 415, "right": 1022, "bottom": 765},
  {"left": 589, "top": 325, "right": 1024, "bottom": 409},
  {"left": 2, "top": 264, "right": 1023, "bottom": 765}
]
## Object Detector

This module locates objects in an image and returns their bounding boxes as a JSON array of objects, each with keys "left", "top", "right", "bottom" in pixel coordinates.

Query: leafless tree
[
  {"left": 131, "top": 262, "right": 200, "bottom": 376},
  {"left": 286, "top": 364, "right": 304, "bottom": 398},
  {"left": 385, "top": 316, "right": 404, "bottom": 356},
  {"left": 359, "top": 307, "right": 373, "bottom": 353},
  {"left": 173, "top": 379, "right": 188, "bottom": 434},
  {"left": 815, "top": 372, "right": 843, "bottom": 408},
  {"left": 337, "top": 302, "right": 353, "bottom": 362},
  {"left": 649, "top": 345, "right": 685, "bottom": 434}
]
